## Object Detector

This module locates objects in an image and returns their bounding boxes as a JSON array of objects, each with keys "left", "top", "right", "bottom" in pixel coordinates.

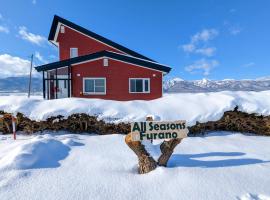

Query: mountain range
[
  {"left": 164, "top": 77, "right": 270, "bottom": 93},
  {"left": 0, "top": 77, "right": 42, "bottom": 93}
]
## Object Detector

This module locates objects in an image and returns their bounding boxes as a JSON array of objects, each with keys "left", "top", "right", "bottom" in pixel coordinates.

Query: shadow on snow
[{"left": 168, "top": 152, "right": 269, "bottom": 168}]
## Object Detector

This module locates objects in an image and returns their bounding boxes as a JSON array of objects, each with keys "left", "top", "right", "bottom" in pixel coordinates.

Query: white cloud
[
  {"left": 182, "top": 29, "right": 218, "bottom": 57},
  {"left": 224, "top": 21, "right": 242, "bottom": 36},
  {"left": 0, "top": 54, "right": 38, "bottom": 78},
  {"left": 35, "top": 52, "right": 48, "bottom": 64},
  {"left": 0, "top": 25, "right": 9, "bottom": 34},
  {"left": 229, "top": 27, "right": 242, "bottom": 35},
  {"left": 191, "top": 29, "right": 219, "bottom": 44},
  {"left": 195, "top": 47, "right": 216, "bottom": 57},
  {"left": 185, "top": 59, "right": 219, "bottom": 76},
  {"left": 242, "top": 62, "right": 255, "bottom": 67},
  {"left": 18, "top": 26, "right": 46, "bottom": 46},
  {"left": 182, "top": 44, "right": 195, "bottom": 53}
]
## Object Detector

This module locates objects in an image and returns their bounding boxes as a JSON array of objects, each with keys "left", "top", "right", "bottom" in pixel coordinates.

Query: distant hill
[
  {"left": 0, "top": 76, "right": 42, "bottom": 93},
  {"left": 164, "top": 77, "right": 270, "bottom": 93}
]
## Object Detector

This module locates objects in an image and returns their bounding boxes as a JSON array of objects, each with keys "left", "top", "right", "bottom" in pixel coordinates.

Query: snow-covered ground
[
  {"left": 0, "top": 132, "right": 270, "bottom": 200},
  {"left": 0, "top": 91, "right": 270, "bottom": 125}
]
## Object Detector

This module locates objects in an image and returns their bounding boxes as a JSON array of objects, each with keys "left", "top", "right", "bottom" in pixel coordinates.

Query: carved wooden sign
[{"left": 131, "top": 120, "right": 188, "bottom": 141}]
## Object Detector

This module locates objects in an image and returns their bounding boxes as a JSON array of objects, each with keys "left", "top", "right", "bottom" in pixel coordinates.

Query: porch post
[
  {"left": 55, "top": 68, "right": 58, "bottom": 99},
  {"left": 68, "top": 65, "right": 71, "bottom": 98},
  {"left": 42, "top": 71, "right": 45, "bottom": 99}
]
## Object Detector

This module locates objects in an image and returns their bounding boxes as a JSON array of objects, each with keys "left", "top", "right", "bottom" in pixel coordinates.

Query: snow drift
[
  {"left": 0, "top": 135, "right": 73, "bottom": 170},
  {"left": 0, "top": 132, "right": 270, "bottom": 200},
  {"left": 0, "top": 91, "right": 270, "bottom": 126}
]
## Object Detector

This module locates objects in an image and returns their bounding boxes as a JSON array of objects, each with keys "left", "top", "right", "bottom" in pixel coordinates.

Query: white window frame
[
  {"left": 70, "top": 47, "right": 78, "bottom": 58},
  {"left": 83, "top": 77, "right": 106, "bottom": 95},
  {"left": 129, "top": 78, "right": 150, "bottom": 93},
  {"left": 103, "top": 58, "right": 109, "bottom": 67},
  {"left": 60, "top": 25, "right": 65, "bottom": 33}
]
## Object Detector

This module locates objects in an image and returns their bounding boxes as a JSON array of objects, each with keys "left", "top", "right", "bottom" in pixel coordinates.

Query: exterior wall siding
[
  {"left": 71, "top": 59, "right": 163, "bottom": 101},
  {"left": 57, "top": 26, "right": 125, "bottom": 60}
]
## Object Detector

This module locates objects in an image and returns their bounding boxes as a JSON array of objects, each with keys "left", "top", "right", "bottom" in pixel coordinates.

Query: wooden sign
[{"left": 131, "top": 120, "right": 188, "bottom": 141}]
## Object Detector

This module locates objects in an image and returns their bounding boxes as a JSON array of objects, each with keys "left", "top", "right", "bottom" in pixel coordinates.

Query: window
[
  {"left": 83, "top": 78, "right": 106, "bottom": 94},
  {"left": 70, "top": 48, "right": 78, "bottom": 58},
  {"left": 129, "top": 78, "right": 150, "bottom": 93},
  {"left": 103, "top": 58, "right": 109, "bottom": 67},
  {"left": 60, "top": 26, "right": 65, "bottom": 33}
]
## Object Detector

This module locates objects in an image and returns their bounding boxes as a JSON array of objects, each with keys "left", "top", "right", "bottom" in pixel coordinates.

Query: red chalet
[{"left": 35, "top": 15, "right": 171, "bottom": 101}]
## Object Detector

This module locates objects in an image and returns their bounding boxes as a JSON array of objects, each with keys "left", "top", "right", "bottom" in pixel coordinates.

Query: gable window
[
  {"left": 129, "top": 78, "right": 150, "bottom": 93},
  {"left": 60, "top": 26, "right": 65, "bottom": 33},
  {"left": 70, "top": 48, "right": 78, "bottom": 58},
  {"left": 83, "top": 78, "right": 106, "bottom": 94},
  {"left": 103, "top": 58, "right": 109, "bottom": 67}
]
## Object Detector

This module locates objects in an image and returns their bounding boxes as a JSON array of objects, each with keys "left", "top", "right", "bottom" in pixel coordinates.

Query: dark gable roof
[
  {"left": 35, "top": 50, "right": 171, "bottom": 73},
  {"left": 49, "top": 15, "right": 155, "bottom": 62}
]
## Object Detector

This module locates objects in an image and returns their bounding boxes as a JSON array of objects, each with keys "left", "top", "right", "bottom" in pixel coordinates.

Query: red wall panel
[
  {"left": 71, "top": 59, "right": 163, "bottom": 101},
  {"left": 57, "top": 26, "right": 125, "bottom": 60}
]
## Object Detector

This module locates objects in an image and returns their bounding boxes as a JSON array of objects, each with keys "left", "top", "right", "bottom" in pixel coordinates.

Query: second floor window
[{"left": 70, "top": 48, "right": 78, "bottom": 58}]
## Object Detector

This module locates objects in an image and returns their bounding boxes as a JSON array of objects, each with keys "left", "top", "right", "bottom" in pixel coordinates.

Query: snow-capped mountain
[
  {"left": 164, "top": 77, "right": 270, "bottom": 93},
  {"left": 0, "top": 77, "right": 42, "bottom": 93}
]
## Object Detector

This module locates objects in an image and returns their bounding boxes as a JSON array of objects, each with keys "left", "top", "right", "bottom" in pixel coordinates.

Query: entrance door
[{"left": 57, "top": 80, "right": 68, "bottom": 99}]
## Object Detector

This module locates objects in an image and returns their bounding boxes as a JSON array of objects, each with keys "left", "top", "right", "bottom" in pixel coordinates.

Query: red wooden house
[{"left": 35, "top": 15, "right": 171, "bottom": 101}]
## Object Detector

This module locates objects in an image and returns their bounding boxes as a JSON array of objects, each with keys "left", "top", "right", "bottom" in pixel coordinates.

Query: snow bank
[
  {"left": 0, "top": 132, "right": 270, "bottom": 200},
  {"left": 0, "top": 91, "right": 270, "bottom": 125},
  {"left": 0, "top": 135, "right": 72, "bottom": 170}
]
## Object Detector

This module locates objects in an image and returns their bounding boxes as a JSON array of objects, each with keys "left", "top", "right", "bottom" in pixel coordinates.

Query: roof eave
[{"left": 35, "top": 51, "right": 171, "bottom": 73}]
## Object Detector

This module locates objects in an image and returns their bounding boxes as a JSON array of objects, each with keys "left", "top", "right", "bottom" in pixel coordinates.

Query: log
[
  {"left": 125, "top": 133, "right": 157, "bottom": 174},
  {"left": 158, "top": 138, "right": 182, "bottom": 166}
]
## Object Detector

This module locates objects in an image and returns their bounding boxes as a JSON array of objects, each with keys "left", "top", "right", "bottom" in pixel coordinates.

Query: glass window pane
[
  {"left": 95, "top": 79, "right": 104, "bottom": 87},
  {"left": 95, "top": 86, "right": 105, "bottom": 93},
  {"left": 70, "top": 48, "right": 78, "bottom": 58},
  {"left": 136, "top": 80, "right": 143, "bottom": 92},
  {"left": 130, "top": 79, "right": 136, "bottom": 92},
  {"left": 85, "top": 80, "right": 94, "bottom": 92},
  {"left": 144, "top": 79, "right": 149, "bottom": 92}
]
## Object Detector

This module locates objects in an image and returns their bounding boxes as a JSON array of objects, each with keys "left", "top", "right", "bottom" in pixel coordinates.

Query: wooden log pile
[
  {"left": 189, "top": 106, "right": 270, "bottom": 136},
  {"left": 2, "top": 112, "right": 130, "bottom": 135},
  {"left": 0, "top": 106, "right": 269, "bottom": 136}
]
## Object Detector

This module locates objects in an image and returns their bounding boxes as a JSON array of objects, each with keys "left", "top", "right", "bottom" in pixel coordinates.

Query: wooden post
[
  {"left": 42, "top": 71, "right": 46, "bottom": 99},
  {"left": 68, "top": 65, "right": 71, "bottom": 98},
  {"left": 125, "top": 116, "right": 157, "bottom": 174},
  {"left": 55, "top": 68, "right": 58, "bottom": 99},
  {"left": 12, "top": 115, "right": 16, "bottom": 140},
  {"left": 158, "top": 138, "right": 182, "bottom": 166},
  {"left": 28, "top": 54, "right": 34, "bottom": 98}
]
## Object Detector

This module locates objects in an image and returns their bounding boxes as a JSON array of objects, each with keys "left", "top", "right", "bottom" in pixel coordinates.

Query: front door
[{"left": 57, "top": 80, "right": 68, "bottom": 98}]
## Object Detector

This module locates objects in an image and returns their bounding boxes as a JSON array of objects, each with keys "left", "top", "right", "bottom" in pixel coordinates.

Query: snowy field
[
  {"left": 0, "top": 132, "right": 270, "bottom": 200},
  {"left": 0, "top": 91, "right": 270, "bottom": 125}
]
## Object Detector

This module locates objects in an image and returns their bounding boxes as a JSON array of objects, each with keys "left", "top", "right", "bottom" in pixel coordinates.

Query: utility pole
[{"left": 28, "top": 54, "right": 34, "bottom": 98}]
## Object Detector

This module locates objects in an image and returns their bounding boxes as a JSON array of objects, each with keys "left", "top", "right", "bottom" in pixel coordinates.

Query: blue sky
[{"left": 0, "top": 0, "right": 269, "bottom": 80}]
